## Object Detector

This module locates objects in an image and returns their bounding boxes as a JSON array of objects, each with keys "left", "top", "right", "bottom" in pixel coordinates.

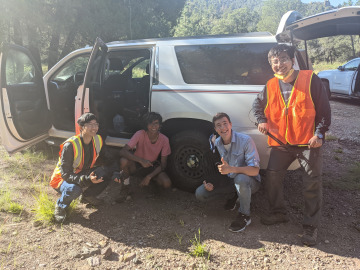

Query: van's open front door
[
  {"left": 0, "top": 44, "right": 51, "bottom": 154},
  {"left": 75, "top": 37, "right": 108, "bottom": 134},
  {"left": 276, "top": 7, "right": 360, "bottom": 43}
]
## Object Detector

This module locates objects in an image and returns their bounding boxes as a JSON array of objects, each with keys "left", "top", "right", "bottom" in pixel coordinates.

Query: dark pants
[
  {"left": 266, "top": 146, "right": 323, "bottom": 227},
  {"left": 56, "top": 166, "right": 112, "bottom": 209}
]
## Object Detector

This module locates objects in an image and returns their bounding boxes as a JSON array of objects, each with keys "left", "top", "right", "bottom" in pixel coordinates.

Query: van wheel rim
[{"left": 176, "top": 147, "right": 203, "bottom": 178}]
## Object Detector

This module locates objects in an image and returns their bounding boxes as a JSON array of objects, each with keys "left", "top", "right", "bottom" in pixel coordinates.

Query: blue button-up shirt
[{"left": 215, "top": 130, "right": 261, "bottom": 181}]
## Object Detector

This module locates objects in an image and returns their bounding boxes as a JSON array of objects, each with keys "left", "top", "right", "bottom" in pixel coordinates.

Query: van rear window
[{"left": 175, "top": 43, "right": 275, "bottom": 85}]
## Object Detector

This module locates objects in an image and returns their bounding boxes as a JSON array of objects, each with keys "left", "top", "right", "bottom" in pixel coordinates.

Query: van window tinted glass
[{"left": 175, "top": 43, "right": 275, "bottom": 85}]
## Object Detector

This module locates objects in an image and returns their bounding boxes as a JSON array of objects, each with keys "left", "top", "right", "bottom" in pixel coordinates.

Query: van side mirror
[{"left": 337, "top": 66, "right": 344, "bottom": 71}]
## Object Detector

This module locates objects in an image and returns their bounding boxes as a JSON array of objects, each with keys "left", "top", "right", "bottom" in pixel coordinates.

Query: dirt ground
[{"left": 0, "top": 98, "right": 359, "bottom": 270}]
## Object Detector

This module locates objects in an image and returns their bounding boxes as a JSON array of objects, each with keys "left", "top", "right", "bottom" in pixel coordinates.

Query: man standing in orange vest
[
  {"left": 252, "top": 44, "right": 331, "bottom": 246},
  {"left": 50, "top": 113, "right": 116, "bottom": 223}
]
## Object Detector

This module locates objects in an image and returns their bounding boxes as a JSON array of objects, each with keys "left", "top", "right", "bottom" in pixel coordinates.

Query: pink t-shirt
[{"left": 127, "top": 130, "right": 171, "bottom": 162}]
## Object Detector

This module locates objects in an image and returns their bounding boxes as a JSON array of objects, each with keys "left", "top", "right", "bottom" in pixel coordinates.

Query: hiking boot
[
  {"left": 224, "top": 193, "right": 238, "bottom": 211},
  {"left": 228, "top": 213, "right": 251, "bottom": 233},
  {"left": 301, "top": 225, "right": 318, "bottom": 246},
  {"left": 260, "top": 213, "right": 290, "bottom": 225},
  {"left": 54, "top": 205, "right": 67, "bottom": 223},
  {"left": 81, "top": 196, "right": 104, "bottom": 206},
  {"left": 115, "top": 184, "right": 131, "bottom": 203}
]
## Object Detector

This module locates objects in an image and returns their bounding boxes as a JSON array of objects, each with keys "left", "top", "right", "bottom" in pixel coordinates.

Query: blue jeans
[
  {"left": 56, "top": 181, "right": 82, "bottom": 210},
  {"left": 195, "top": 174, "right": 260, "bottom": 216},
  {"left": 55, "top": 167, "right": 112, "bottom": 209}
]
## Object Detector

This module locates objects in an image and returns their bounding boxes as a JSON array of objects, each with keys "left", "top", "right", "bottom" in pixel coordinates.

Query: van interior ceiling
[{"left": 93, "top": 48, "right": 151, "bottom": 139}]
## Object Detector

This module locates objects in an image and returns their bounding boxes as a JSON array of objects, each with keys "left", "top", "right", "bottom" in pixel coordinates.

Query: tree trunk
[
  {"left": 59, "top": 25, "right": 78, "bottom": 60},
  {"left": 12, "top": 18, "right": 23, "bottom": 45},
  {"left": 47, "top": 30, "right": 60, "bottom": 70},
  {"left": 27, "top": 25, "right": 42, "bottom": 73},
  {"left": 350, "top": 35, "right": 355, "bottom": 58}
]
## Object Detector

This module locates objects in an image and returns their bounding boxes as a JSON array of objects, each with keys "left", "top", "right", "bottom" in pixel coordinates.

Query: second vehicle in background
[{"left": 318, "top": 57, "right": 360, "bottom": 99}]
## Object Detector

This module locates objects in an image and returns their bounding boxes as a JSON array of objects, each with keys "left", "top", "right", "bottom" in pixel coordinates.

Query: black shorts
[{"left": 134, "top": 160, "right": 161, "bottom": 178}]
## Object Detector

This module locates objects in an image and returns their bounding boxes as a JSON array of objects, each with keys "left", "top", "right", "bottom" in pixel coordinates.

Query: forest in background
[{"left": 0, "top": 0, "right": 359, "bottom": 72}]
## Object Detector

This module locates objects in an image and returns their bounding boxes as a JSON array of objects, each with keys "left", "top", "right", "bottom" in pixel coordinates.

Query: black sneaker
[
  {"left": 301, "top": 225, "right": 318, "bottom": 246},
  {"left": 224, "top": 193, "right": 238, "bottom": 211},
  {"left": 54, "top": 205, "right": 66, "bottom": 223},
  {"left": 260, "top": 213, "right": 290, "bottom": 225},
  {"left": 228, "top": 213, "right": 251, "bottom": 233}
]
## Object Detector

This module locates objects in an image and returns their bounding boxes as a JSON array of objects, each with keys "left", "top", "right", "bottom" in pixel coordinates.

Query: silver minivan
[{"left": 1, "top": 7, "right": 359, "bottom": 191}]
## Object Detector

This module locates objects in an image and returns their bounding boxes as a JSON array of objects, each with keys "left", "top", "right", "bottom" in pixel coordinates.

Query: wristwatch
[{"left": 316, "top": 133, "right": 323, "bottom": 139}]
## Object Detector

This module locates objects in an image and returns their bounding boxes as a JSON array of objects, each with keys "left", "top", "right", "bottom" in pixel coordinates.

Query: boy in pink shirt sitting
[{"left": 115, "top": 112, "right": 171, "bottom": 202}]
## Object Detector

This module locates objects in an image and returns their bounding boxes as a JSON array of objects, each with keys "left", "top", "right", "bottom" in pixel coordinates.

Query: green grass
[
  {"left": 175, "top": 232, "right": 183, "bottom": 245},
  {"left": 313, "top": 61, "right": 343, "bottom": 74},
  {"left": 0, "top": 189, "right": 24, "bottom": 214},
  {"left": 32, "top": 185, "right": 79, "bottom": 225},
  {"left": 0, "top": 147, "right": 50, "bottom": 181},
  {"left": 32, "top": 189, "right": 56, "bottom": 225},
  {"left": 334, "top": 148, "right": 343, "bottom": 154},
  {"left": 325, "top": 134, "right": 338, "bottom": 141},
  {"left": 189, "top": 229, "right": 210, "bottom": 259}
]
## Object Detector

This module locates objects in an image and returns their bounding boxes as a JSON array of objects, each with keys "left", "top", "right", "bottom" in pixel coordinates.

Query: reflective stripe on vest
[
  {"left": 264, "top": 70, "right": 315, "bottom": 146},
  {"left": 49, "top": 135, "right": 103, "bottom": 189}
]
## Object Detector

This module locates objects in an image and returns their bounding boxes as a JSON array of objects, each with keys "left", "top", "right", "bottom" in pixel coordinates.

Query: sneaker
[
  {"left": 260, "top": 213, "right": 290, "bottom": 225},
  {"left": 54, "top": 205, "right": 66, "bottom": 223},
  {"left": 301, "top": 225, "right": 318, "bottom": 246},
  {"left": 228, "top": 213, "right": 251, "bottom": 233},
  {"left": 81, "top": 196, "right": 104, "bottom": 206},
  {"left": 224, "top": 193, "right": 238, "bottom": 211},
  {"left": 115, "top": 184, "right": 131, "bottom": 203}
]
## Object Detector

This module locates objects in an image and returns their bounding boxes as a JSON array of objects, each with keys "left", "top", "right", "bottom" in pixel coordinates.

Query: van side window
[
  {"left": 175, "top": 43, "right": 275, "bottom": 85},
  {"left": 5, "top": 50, "right": 36, "bottom": 85}
]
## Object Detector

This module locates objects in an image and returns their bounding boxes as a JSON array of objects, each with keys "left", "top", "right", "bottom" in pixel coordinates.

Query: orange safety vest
[
  {"left": 264, "top": 70, "right": 316, "bottom": 146},
  {"left": 49, "top": 135, "right": 103, "bottom": 189}
]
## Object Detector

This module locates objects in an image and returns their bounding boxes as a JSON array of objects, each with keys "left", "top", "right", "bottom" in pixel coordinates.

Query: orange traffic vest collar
[
  {"left": 49, "top": 135, "right": 103, "bottom": 189},
  {"left": 264, "top": 70, "right": 315, "bottom": 146}
]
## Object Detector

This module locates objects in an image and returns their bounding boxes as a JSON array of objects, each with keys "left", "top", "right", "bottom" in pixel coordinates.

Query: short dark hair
[
  {"left": 143, "top": 112, "right": 162, "bottom": 129},
  {"left": 212, "top": 112, "right": 231, "bottom": 126},
  {"left": 268, "top": 44, "right": 295, "bottom": 64},
  {"left": 77, "top": 113, "right": 97, "bottom": 127}
]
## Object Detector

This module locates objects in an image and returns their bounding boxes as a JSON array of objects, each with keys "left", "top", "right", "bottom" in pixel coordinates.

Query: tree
[
  {"left": 0, "top": 0, "right": 186, "bottom": 71},
  {"left": 211, "top": 8, "right": 259, "bottom": 34},
  {"left": 173, "top": 0, "right": 262, "bottom": 37},
  {"left": 257, "top": 0, "right": 304, "bottom": 35}
]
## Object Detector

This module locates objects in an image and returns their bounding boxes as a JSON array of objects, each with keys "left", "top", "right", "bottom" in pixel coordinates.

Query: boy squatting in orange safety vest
[
  {"left": 50, "top": 113, "right": 116, "bottom": 223},
  {"left": 252, "top": 44, "right": 331, "bottom": 246}
]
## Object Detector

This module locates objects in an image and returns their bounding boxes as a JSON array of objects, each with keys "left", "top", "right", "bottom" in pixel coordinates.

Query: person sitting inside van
[
  {"left": 114, "top": 112, "right": 171, "bottom": 202},
  {"left": 50, "top": 113, "right": 115, "bottom": 223}
]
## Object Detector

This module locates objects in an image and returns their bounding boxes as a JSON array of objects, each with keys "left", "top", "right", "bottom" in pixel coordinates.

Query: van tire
[{"left": 168, "top": 130, "right": 211, "bottom": 192}]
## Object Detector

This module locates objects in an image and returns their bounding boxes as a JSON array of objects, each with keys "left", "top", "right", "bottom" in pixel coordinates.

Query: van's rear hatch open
[{"left": 276, "top": 7, "right": 360, "bottom": 43}]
